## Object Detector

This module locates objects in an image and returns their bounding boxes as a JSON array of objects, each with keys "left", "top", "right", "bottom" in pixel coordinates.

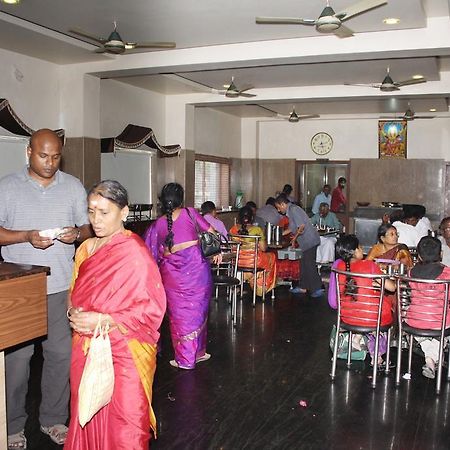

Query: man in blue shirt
[{"left": 311, "top": 184, "right": 332, "bottom": 215}]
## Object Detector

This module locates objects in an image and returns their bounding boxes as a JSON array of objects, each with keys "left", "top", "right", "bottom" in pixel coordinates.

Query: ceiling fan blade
[
  {"left": 344, "top": 82, "right": 381, "bottom": 88},
  {"left": 333, "top": 24, "right": 354, "bottom": 38},
  {"left": 297, "top": 114, "right": 320, "bottom": 120},
  {"left": 94, "top": 47, "right": 107, "bottom": 54},
  {"left": 132, "top": 42, "right": 177, "bottom": 49},
  {"left": 238, "top": 86, "right": 254, "bottom": 93},
  {"left": 337, "top": 0, "right": 387, "bottom": 22},
  {"left": 255, "top": 16, "right": 316, "bottom": 25},
  {"left": 69, "top": 28, "right": 107, "bottom": 44},
  {"left": 412, "top": 115, "right": 436, "bottom": 119},
  {"left": 255, "top": 105, "right": 279, "bottom": 116},
  {"left": 239, "top": 92, "right": 257, "bottom": 98},
  {"left": 396, "top": 78, "right": 427, "bottom": 87}
]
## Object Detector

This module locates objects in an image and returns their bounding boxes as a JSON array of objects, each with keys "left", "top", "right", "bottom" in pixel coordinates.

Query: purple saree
[{"left": 144, "top": 208, "right": 213, "bottom": 369}]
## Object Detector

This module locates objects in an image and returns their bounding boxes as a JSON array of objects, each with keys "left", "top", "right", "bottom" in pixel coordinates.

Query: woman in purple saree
[{"left": 144, "top": 183, "right": 220, "bottom": 369}]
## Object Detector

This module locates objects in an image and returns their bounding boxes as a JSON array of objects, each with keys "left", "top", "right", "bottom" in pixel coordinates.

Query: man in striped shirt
[{"left": 0, "top": 129, "right": 92, "bottom": 448}]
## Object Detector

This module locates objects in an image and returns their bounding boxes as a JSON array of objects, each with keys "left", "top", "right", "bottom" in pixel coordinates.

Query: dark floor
[{"left": 25, "top": 285, "right": 450, "bottom": 449}]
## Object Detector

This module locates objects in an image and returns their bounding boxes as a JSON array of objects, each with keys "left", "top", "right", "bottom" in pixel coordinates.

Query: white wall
[
  {"left": 241, "top": 118, "right": 258, "bottom": 158},
  {"left": 100, "top": 79, "right": 165, "bottom": 139},
  {"left": 257, "top": 115, "right": 450, "bottom": 160},
  {"left": 194, "top": 107, "right": 241, "bottom": 158},
  {"left": 0, "top": 48, "right": 60, "bottom": 130}
]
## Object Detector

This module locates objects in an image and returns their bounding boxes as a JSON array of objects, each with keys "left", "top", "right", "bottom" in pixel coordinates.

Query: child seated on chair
[
  {"left": 407, "top": 236, "right": 450, "bottom": 379},
  {"left": 329, "top": 234, "right": 396, "bottom": 366}
]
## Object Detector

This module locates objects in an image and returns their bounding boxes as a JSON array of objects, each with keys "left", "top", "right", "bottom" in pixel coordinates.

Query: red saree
[{"left": 64, "top": 231, "right": 166, "bottom": 450}]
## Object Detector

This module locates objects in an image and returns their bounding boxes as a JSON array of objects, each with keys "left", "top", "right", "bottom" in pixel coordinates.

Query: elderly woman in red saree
[
  {"left": 230, "top": 205, "right": 277, "bottom": 296},
  {"left": 367, "top": 223, "right": 413, "bottom": 269},
  {"left": 64, "top": 180, "right": 166, "bottom": 450}
]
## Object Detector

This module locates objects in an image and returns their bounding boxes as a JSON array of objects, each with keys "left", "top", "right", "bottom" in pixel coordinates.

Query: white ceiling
[{"left": 1, "top": 0, "right": 450, "bottom": 117}]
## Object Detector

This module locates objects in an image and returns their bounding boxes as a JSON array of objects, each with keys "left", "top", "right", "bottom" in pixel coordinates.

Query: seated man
[
  {"left": 391, "top": 204, "right": 431, "bottom": 248},
  {"left": 201, "top": 201, "right": 228, "bottom": 237},
  {"left": 311, "top": 184, "right": 332, "bottom": 215},
  {"left": 310, "top": 203, "right": 342, "bottom": 264},
  {"left": 411, "top": 204, "right": 432, "bottom": 238}
]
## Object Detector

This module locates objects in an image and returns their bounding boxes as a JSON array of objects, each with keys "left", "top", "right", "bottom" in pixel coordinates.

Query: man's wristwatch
[{"left": 75, "top": 228, "right": 81, "bottom": 241}]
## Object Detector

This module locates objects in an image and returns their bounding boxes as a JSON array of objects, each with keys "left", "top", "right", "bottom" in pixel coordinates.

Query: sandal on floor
[
  {"left": 169, "top": 360, "right": 193, "bottom": 370},
  {"left": 377, "top": 361, "right": 396, "bottom": 371},
  {"left": 40, "top": 424, "right": 68, "bottom": 445},
  {"left": 196, "top": 353, "right": 211, "bottom": 363},
  {"left": 422, "top": 365, "right": 436, "bottom": 379},
  {"left": 8, "top": 430, "right": 27, "bottom": 450}
]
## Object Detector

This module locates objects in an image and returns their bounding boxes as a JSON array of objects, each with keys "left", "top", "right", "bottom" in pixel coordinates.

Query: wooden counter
[{"left": 0, "top": 262, "right": 49, "bottom": 449}]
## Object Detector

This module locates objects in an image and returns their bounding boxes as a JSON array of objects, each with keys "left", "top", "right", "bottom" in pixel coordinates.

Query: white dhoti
[{"left": 316, "top": 236, "right": 337, "bottom": 264}]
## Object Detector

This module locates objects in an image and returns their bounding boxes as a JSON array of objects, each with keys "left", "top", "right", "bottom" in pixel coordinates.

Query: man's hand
[
  {"left": 296, "top": 224, "right": 306, "bottom": 235},
  {"left": 57, "top": 227, "right": 79, "bottom": 244},
  {"left": 27, "top": 230, "right": 53, "bottom": 249}
]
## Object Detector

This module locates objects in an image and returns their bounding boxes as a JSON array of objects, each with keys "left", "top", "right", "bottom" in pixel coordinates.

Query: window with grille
[{"left": 194, "top": 155, "right": 230, "bottom": 209}]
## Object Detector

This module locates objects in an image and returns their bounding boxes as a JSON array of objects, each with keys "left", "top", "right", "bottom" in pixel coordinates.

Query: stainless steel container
[
  {"left": 273, "top": 226, "right": 282, "bottom": 246},
  {"left": 265, "top": 222, "right": 273, "bottom": 245}
]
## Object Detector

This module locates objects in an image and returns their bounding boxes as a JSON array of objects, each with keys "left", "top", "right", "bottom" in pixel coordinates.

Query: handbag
[
  {"left": 78, "top": 315, "right": 115, "bottom": 427},
  {"left": 185, "top": 208, "right": 223, "bottom": 257},
  {"left": 329, "top": 324, "right": 367, "bottom": 361}
]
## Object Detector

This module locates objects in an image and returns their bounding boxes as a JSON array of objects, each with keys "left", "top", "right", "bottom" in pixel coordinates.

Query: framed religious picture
[{"left": 378, "top": 120, "right": 407, "bottom": 159}]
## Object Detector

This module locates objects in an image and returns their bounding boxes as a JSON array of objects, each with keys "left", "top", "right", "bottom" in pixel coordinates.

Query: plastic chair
[
  {"left": 330, "top": 268, "right": 394, "bottom": 388},
  {"left": 212, "top": 240, "right": 241, "bottom": 324},
  {"left": 230, "top": 234, "right": 267, "bottom": 307},
  {"left": 395, "top": 275, "right": 450, "bottom": 394}
]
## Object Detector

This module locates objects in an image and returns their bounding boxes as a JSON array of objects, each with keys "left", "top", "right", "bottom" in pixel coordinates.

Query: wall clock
[{"left": 311, "top": 132, "right": 333, "bottom": 155}]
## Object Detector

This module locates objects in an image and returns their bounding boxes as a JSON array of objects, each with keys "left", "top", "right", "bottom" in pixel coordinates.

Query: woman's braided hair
[
  {"left": 335, "top": 234, "right": 359, "bottom": 297},
  {"left": 237, "top": 205, "right": 254, "bottom": 235},
  {"left": 160, "top": 183, "right": 184, "bottom": 252}
]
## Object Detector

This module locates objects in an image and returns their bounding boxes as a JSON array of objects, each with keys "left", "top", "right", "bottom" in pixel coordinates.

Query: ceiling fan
[
  {"left": 257, "top": 105, "right": 319, "bottom": 122},
  {"left": 213, "top": 77, "right": 256, "bottom": 98},
  {"left": 69, "top": 21, "right": 176, "bottom": 54},
  {"left": 344, "top": 67, "right": 427, "bottom": 92},
  {"left": 278, "top": 107, "right": 320, "bottom": 123},
  {"left": 380, "top": 103, "right": 436, "bottom": 121},
  {"left": 256, "top": 0, "right": 388, "bottom": 38}
]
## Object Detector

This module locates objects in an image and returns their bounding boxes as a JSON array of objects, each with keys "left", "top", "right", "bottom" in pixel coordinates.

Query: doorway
[{"left": 296, "top": 161, "right": 349, "bottom": 228}]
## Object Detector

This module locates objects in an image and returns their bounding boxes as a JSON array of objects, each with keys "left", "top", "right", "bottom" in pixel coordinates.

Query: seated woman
[
  {"left": 367, "top": 223, "right": 413, "bottom": 269},
  {"left": 329, "top": 234, "right": 396, "bottom": 366},
  {"left": 407, "top": 236, "right": 450, "bottom": 379},
  {"left": 229, "top": 205, "right": 277, "bottom": 297}
]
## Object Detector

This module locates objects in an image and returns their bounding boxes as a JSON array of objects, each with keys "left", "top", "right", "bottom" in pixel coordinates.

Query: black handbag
[{"left": 185, "top": 208, "right": 222, "bottom": 257}]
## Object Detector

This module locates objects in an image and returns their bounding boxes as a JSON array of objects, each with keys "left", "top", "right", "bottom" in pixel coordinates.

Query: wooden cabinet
[{"left": 0, "top": 263, "right": 48, "bottom": 449}]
